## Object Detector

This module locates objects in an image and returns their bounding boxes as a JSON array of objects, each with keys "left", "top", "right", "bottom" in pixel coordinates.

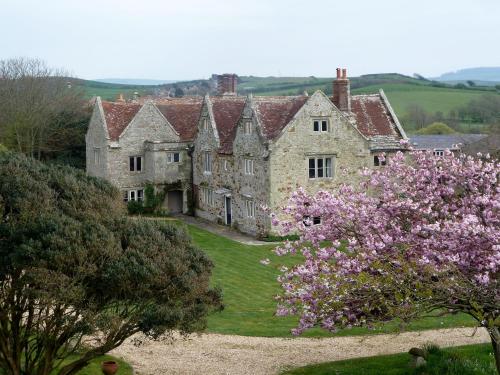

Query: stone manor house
[{"left": 86, "top": 70, "right": 408, "bottom": 237}]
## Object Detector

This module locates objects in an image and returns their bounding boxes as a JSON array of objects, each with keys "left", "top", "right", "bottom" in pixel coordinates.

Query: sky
[{"left": 1, "top": 0, "right": 499, "bottom": 80}]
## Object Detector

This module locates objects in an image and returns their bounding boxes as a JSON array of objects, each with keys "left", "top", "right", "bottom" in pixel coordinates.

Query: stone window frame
[
  {"left": 167, "top": 152, "right": 181, "bottom": 164},
  {"left": 204, "top": 151, "right": 212, "bottom": 173},
  {"left": 244, "top": 158, "right": 254, "bottom": 175},
  {"left": 93, "top": 147, "right": 101, "bottom": 165},
  {"left": 303, "top": 216, "right": 322, "bottom": 226},
  {"left": 312, "top": 118, "right": 329, "bottom": 133},
  {"left": 308, "top": 155, "right": 335, "bottom": 179},
  {"left": 245, "top": 199, "right": 256, "bottom": 218},
  {"left": 129, "top": 155, "right": 143, "bottom": 172},
  {"left": 123, "top": 188, "right": 144, "bottom": 202},
  {"left": 373, "top": 154, "right": 387, "bottom": 167},
  {"left": 433, "top": 149, "right": 444, "bottom": 157},
  {"left": 244, "top": 121, "right": 252, "bottom": 135},
  {"left": 201, "top": 187, "right": 214, "bottom": 207},
  {"left": 203, "top": 118, "right": 210, "bottom": 132}
]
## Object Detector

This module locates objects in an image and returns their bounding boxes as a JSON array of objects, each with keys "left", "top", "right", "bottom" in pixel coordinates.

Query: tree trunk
[{"left": 489, "top": 327, "right": 500, "bottom": 374}]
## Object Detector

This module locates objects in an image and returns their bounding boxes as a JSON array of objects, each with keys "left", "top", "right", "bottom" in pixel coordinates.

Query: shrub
[{"left": 0, "top": 152, "right": 222, "bottom": 375}]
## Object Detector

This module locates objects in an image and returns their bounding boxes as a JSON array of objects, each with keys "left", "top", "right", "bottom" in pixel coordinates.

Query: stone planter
[{"left": 101, "top": 360, "right": 119, "bottom": 375}]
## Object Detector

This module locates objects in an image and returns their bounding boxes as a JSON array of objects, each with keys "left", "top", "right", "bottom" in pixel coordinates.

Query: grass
[
  {"left": 68, "top": 355, "right": 133, "bottom": 375},
  {"left": 174, "top": 222, "right": 477, "bottom": 338},
  {"left": 352, "top": 83, "right": 497, "bottom": 116},
  {"left": 282, "top": 343, "right": 497, "bottom": 375}
]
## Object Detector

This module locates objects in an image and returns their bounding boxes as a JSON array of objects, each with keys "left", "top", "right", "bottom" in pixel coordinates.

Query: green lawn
[
  {"left": 282, "top": 343, "right": 496, "bottom": 375},
  {"left": 177, "top": 222, "right": 477, "bottom": 338},
  {"left": 70, "top": 355, "right": 133, "bottom": 375}
]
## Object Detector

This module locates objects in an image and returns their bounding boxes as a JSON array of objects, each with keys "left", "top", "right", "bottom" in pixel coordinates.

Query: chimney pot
[
  {"left": 332, "top": 68, "right": 351, "bottom": 112},
  {"left": 217, "top": 73, "right": 238, "bottom": 96}
]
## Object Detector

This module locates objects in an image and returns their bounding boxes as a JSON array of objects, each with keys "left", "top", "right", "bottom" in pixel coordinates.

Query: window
[
  {"left": 244, "top": 159, "right": 254, "bottom": 175},
  {"left": 433, "top": 150, "right": 444, "bottom": 157},
  {"left": 123, "top": 189, "right": 144, "bottom": 202},
  {"left": 308, "top": 157, "right": 333, "bottom": 179},
  {"left": 223, "top": 159, "right": 229, "bottom": 171},
  {"left": 303, "top": 216, "right": 321, "bottom": 226},
  {"left": 313, "top": 119, "right": 329, "bottom": 132},
  {"left": 129, "top": 156, "right": 142, "bottom": 172},
  {"left": 245, "top": 200, "right": 255, "bottom": 218},
  {"left": 167, "top": 152, "right": 180, "bottom": 163},
  {"left": 201, "top": 187, "right": 214, "bottom": 207},
  {"left": 244, "top": 121, "right": 252, "bottom": 135},
  {"left": 204, "top": 152, "right": 212, "bottom": 173},
  {"left": 374, "top": 155, "right": 387, "bottom": 167},
  {"left": 93, "top": 148, "right": 100, "bottom": 165},
  {"left": 203, "top": 118, "right": 209, "bottom": 131}
]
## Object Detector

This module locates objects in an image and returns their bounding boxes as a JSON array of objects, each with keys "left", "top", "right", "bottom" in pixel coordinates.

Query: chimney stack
[
  {"left": 332, "top": 67, "right": 351, "bottom": 112},
  {"left": 217, "top": 74, "right": 238, "bottom": 96}
]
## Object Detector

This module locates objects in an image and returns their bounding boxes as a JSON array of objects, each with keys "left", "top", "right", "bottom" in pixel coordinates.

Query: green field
[
  {"left": 174, "top": 222, "right": 477, "bottom": 338},
  {"left": 282, "top": 343, "right": 496, "bottom": 375},
  {"left": 74, "top": 74, "right": 500, "bottom": 133},
  {"left": 352, "top": 83, "right": 493, "bottom": 115}
]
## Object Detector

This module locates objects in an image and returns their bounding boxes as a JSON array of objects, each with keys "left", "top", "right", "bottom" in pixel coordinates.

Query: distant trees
[
  {"left": 404, "top": 104, "right": 432, "bottom": 130},
  {"left": 415, "top": 122, "right": 456, "bottom": 135},
  {"left": 0, "top": 57, "right": 90, "bottom": 167},
  {"left": 403, "top": 94, "right": 500, "bottom": 133},
  {"left": 0, "top": 152, "right": 222, "bottom": 375}
]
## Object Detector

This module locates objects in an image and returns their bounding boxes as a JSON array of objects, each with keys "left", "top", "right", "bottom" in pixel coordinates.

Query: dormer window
[
  {"left": 313, "top": 119, "right": 328, "bottom": 132},
  {"left": 244, "top": 121, "right": 252, "bottom": 135},
  {"left": 433, "top": 150, "right": 444, "bottom": 157}
]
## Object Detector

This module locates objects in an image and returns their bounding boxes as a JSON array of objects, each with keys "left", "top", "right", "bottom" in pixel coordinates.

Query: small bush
[{"left": 415, "top": 344, "right": 496, "bottom": 375}]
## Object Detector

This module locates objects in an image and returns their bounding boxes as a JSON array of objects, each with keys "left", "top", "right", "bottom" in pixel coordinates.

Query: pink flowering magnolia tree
[{"left": 272, "top": 150, "right": 499, "bottom": 371}]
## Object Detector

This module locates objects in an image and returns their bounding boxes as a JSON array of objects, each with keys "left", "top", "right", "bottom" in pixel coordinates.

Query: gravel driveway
[{"left": 111, "top": 327, "right": 489, "bottom": 374}]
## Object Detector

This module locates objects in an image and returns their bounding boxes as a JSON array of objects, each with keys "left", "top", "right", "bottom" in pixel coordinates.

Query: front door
[{"left": 225, "top": 196, "right": 232, "bottom": 226}]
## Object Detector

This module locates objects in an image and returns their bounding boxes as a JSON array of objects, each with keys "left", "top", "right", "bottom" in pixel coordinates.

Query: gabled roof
[
  {"left": 350, "top": 94, "right": 400, "bottom": 137},
  {"left": 154, "top": 97, "right": 203, "bottom": 141},
  {"left": 252, "top": 96, "right": 309, "bottom": 140},
  {"left": 101, "top": 101, "right": 142, "bottom": 140},
  {"left": 208, "top": 96, "right": 247, "bottom": 154},
  {"left": 409, "top": 134, "right": 488, "bottom": 150},
  {"left": 99, "top": 97, "right": 203, "bottom": 141}
]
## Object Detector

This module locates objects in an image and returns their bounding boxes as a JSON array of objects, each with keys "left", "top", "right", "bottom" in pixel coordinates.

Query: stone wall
[
  {"left": 85, "top": 99, "right": 109, "bottom": 179},
  {"left": 268, "top": 91, "right": 372, "bottom": 234},
  {"left": 231, "top": 103, "right": 271, "bottom": 237},
  {"left": 192, "top": 102, "right": 227, "bottom": 223},
  {"left": 86, "top": 100, "right": 192, "bottom": 213}
]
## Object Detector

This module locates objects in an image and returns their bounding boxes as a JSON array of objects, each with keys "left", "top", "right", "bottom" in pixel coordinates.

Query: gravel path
[{"left": 111, "top": 327, "right": 489, "bottom": 374}]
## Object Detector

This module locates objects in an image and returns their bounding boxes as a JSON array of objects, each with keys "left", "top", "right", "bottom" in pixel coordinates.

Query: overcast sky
[{"left": 1, "top": 0, "right": 499, "bottom": 80}]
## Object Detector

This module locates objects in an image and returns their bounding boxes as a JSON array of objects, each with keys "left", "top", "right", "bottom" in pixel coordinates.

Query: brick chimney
[
  {"left": 217, "top": 74, "right": 238, "bottom": 96},
  {"left": 332, "top": 68, "right": 351, "bottom": 112}
]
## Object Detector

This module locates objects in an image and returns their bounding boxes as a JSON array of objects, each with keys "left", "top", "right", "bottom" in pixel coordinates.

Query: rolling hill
[
  {"left": 434, "top": 67, "right": 500, "bottom": 83},
  {"left": 73, "top": 73, "right": 500, "bottom": 134}
]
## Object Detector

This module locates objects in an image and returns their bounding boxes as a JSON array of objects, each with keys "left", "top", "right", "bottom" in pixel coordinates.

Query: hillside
[
  {"left": 434, "top": 67, "right": 500, "bottom": 83},
  {"left": 73, "top": 73, "right": 500, "bottom": 134}
]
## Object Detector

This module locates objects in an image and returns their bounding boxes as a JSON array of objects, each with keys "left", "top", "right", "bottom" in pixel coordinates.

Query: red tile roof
[
  {"left": 101, "top": 101, "right": 142, "bottom": 140},
  {"left": 252, "top": 96, "right": 309, "bottom": 140},
  {"left": 210, "top": 96, "right": 247, "bottom": 154},
  {"left": 349, "top": 94, "right": 400, "bottom": 138},
  {"left": 154, "top": 97, "right": 203, "bottom": 141}
]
